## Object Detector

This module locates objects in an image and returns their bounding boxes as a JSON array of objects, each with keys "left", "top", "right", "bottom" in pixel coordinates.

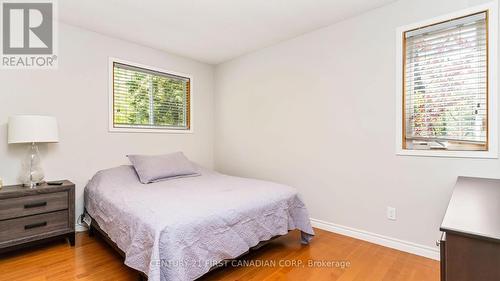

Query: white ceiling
[{"left": 59, "top": 0, "right": 396, "bottom": 64}]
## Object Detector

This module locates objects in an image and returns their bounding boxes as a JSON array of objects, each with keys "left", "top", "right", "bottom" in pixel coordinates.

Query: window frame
[
  {"left": 395, "top": 3, "right": 498, "bottom": 158},
  {"left": 108, "top": 58, "right": 194, "bottom": 134}
]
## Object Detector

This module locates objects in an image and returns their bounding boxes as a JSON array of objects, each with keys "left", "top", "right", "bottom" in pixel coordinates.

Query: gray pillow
[{"left": 127, "top": 152, "right": 200, "bottom": 184}]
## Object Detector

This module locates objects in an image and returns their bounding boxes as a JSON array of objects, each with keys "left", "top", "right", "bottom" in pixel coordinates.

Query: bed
[{"left": 84, "top": 164, "right": 314, "bottom": 281}]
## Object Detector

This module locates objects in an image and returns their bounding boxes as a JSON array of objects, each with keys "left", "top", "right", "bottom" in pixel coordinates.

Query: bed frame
[{"left": 86, "top": 212, "right": 283, "bottom": 281}]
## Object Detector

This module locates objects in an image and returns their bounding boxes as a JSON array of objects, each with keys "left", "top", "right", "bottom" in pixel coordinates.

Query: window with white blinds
[
  {"left": 112, "top": 62, "right": 190, "bottom": 131},
  {"left": 403, "top": 12, "right": 488, "bottom": 151}
]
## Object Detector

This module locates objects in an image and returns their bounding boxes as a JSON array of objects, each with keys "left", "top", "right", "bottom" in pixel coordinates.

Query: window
[
  {"left": 404, "top": 12, "right": 487, "bottom": 151},
  {"left": 110, "top": 60, "right": 191, "bottom": 132},
  {"left": 397, "top": 6, "right": 498, "bottom": 157}
]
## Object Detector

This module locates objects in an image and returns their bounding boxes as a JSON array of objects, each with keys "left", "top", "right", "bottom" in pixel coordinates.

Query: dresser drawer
[
  {"left": 0, "top": 210, "right": 69, "bottom": 243},
  {"left": 439, "top": 232, "right": 446, "bottom": 281},
  {"left": 0, "top": 192, "right": 68, "bottom": 220}
]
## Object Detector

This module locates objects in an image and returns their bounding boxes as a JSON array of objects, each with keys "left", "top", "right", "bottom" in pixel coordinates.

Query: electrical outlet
[
  {"left": 83, "top": 214, "right": 92, "bottom": 226},
  {"left": 387, "top": 206, "right": 396, "bottom": 221}
]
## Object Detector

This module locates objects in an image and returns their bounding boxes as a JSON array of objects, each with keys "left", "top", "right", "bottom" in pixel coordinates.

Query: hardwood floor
[{"left": 0, "top": 229, "right": 439, "bottom": 281}]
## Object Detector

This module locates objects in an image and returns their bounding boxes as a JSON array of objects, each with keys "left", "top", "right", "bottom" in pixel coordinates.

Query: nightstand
[{"left": 0, "top": 180, "right": 75, "bottom": 253}]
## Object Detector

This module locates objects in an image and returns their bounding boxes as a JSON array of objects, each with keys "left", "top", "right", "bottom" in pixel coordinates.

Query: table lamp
[{"left": 8, "top": 115, "right": 59, "bottom": 188}]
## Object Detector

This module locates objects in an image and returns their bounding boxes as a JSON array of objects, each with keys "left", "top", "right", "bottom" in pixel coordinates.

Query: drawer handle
[
  {"left": 24, "top": 202, "right": 47, "bottom": 209},
  {"left": 24, "top": 222, "right": 47, "bottom": 230}
]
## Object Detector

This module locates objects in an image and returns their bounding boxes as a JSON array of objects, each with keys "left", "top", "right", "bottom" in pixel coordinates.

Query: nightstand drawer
[
  {"left": 0, "top": 210, "right": 69, "bottom": 243},
  {"left": 0, "top": 192, "right": 68, "bottom": 220}
]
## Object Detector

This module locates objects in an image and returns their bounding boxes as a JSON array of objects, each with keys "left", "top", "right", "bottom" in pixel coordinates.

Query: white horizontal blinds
[
  {"left": 113, "top": 62, "right": 190, "bottom": 129},
  {"left": 404, "top": 12, "right": 487, "bottom": 144}
]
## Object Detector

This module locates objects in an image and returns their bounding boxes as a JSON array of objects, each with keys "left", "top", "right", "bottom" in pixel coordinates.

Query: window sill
[
  {"left": 396, "top": 149, "right": 498, "bottom": 159},
  {"left": 109, "top": 127, "right": 193, "bottom": 134}
]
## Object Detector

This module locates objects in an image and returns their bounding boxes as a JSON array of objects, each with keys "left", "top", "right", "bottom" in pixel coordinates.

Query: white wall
[
  {"left": 214, "top": 0, "right": 500, "bottom": 254},
  {"left": 0, "top": 23, "right": 215, "bottom": 223}
]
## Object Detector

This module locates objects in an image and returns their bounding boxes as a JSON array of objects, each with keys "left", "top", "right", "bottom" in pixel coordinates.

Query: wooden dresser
[
  {"left": 439, "top": 177, "right": 500, "bottom": 281},
  {"left": 0, "top": 181, "right": 75, "bottom": 253}
]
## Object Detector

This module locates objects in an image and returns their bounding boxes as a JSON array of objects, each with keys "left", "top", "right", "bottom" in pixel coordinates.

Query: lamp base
[
  {"left": 19, "top": 143, "right": 45, "bottom": 188},
  {"left": 22, "top": 181, "right": 45, "bottom": 188}
]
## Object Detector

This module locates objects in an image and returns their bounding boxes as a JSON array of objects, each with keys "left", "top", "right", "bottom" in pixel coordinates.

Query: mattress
[{"left": 84, "top": 165, "right": 314, "bottom": 281}]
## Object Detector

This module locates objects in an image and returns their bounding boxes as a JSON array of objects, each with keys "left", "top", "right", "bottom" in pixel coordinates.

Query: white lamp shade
[{"left": 8, "top": 115, "right": 59, "bottom": 144}]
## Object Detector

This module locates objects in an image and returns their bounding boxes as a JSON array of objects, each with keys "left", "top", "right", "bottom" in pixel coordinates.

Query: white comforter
[{"left": 84, "top": 165, "right": 314, "bottom": 281}]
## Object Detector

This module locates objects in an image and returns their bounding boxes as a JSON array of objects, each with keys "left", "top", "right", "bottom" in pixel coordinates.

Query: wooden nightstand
[{"left": 0, "top": 180, "right": 75, "bottom": 253}]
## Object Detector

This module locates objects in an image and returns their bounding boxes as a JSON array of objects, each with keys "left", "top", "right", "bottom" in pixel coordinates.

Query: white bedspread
[{"left": 84, "top": 165, "right": 314, "bottom": 281}]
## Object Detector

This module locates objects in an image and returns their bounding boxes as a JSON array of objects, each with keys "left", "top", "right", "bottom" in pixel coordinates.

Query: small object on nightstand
[
  {"left": 47, "top": 181, "right": 64, "bottom": 186},
  {"left": 0, "top": 180, "right": 75, "bottom": 253}
]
